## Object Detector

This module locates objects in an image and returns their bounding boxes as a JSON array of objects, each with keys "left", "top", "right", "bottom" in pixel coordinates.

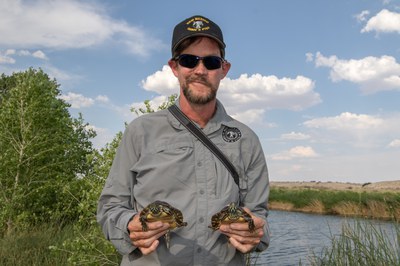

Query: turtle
[
  {"left": 209, "top": 202, "right": 255, "bottom": 233},
  {"left": 139, "top": 200, "right": 187, "bottom": 248}
]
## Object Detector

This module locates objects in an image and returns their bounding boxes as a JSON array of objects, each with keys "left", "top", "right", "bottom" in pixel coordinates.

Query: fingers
[
  {"left": 220, "top": 225, "right": 262, "bottom": 254},
  {"left": 138, "top": 239, "right": 160, "bottom": 255},
  {"left": 220, "top": 225, "right": 263, "bottom": 242},
  {"left": 218, "top": 209, "right": 266, "bottom": 253},
  {"left": 132, "top": 229, "right": 168, "bottom": 255},
  {"left": 228, "top": 237, "right": 255, "bottom": 254},
  {"left": 128, "top": 215, "right": 170, "bottom": 255},
  {"left": 130, "top": 223, "right": 169, "bottom": 241}
]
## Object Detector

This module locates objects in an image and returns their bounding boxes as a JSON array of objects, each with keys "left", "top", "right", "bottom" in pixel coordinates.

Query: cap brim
[{"left": 172, "top": 33, "right": 226, "bottom": 54}]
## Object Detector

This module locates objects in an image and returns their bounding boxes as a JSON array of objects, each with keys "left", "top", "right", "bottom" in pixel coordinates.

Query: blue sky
[{"left": 1, "top": 0, "right": 400, "bottom": 183}]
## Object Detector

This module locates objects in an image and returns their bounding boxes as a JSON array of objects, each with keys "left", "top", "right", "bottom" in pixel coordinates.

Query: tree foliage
[
  {"left": 131, "top": 94, "right": 177, "bottom": 115},
  {"left": 54, "top": 94, "right": 178, "bottom": 264},
  {"left": 0, "top": 67, "right": 178, "bottom": 263},
  {"left": 51, "top": 132, "right": 123, "bottom": 265},
  {"left": 0, "top": 68, "right": 95, "bottom": 234}
]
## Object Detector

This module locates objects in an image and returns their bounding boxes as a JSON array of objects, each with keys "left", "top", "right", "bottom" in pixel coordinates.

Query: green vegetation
[
  {"left": 270, "top": 188, "right": 400, "bottom": 220},
  {"left": 0, "top": 69, "right": 95, "bottom": 234},
  {"left": 0, "top": 223, "right": 121, "bottom": 266},
  {"left": 310, "top": 220, "right": 400, "bottom": 265},
  {"left": 0, "top": 69, "right": 177, "bottom": 264}
]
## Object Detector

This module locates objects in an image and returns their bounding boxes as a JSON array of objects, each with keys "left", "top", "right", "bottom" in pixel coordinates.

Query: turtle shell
[
  {"left": 139, "top": 200, "right": 187, "bottom": 231},
  {"left": 209, "top": 202, "right": 255, "bottom": 232}
]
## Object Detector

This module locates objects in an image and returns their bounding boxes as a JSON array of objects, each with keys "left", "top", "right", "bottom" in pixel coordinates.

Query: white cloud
[
  {"left": 59, "top": 92, "right": 119, "bottom": 109},
  {"left": 32, "top": 50, "right": 48, "bottom": 60},
  {"left": 271, "top": 146, "right": 318, "bottom": 161},
  {"left": 219, "top": 74, "right": 320, "bottom": 111},
  {"left": 0, "top": 49, "right": 49, "bottom": 66},
  {"left": 140, "top": 66, "right": 321, "bottom": 124},
  {"left": 355, "top": 10, "right": 370, "bottom": 23},
  {"left": 361, "top": 9, "right": 400, "bottom": 34},
  {"left": 59, "top": 92, "right": 95, "bottom": 108},
  {"left": 0, "top": 50, "right": 16, "bottom": 64},
  {"left": 388, "top": 139, "right": 400, "bottom": 148},
  {"left": 313, "top": 52, "right": 400, "bottom": 94},
  {"left": 305, "top": 52, "right": 314, "bottom": 62},
  {"left": 0, "top": 0, "right": 165, "bottom": 57},
  {"left": 269, "top": 151, "right": 400, "bottom": 182},
  {"left": 95, "top": 95, "right": 110, "bottom": 103},
  {"left": 304, "top": 112, "right": 383, "bottom": 130},
  {"left": 44, "top": 65, "right": 81, "bottom": 82},
  {"left": 281, "top": 132, "right": 311, "bottom": 140},
  {"left": 303, "top": 112, "right": 400, "bottom": 149},
  {"left": 230, "top": 109, "right": 265, "bottom": 125},
  {"left": 86, "top": 125, "right": 116, "bottom": 149},
  {"left": 141, "top": 65, "right": 179, "bottom": 95}
]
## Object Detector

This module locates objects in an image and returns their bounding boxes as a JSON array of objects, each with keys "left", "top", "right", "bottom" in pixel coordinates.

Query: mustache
[{"left": 186, "top": 76, "right": 211, "bottom": 86}]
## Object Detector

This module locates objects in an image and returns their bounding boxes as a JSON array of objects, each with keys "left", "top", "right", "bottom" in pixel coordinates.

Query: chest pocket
[{"left": 131, "top": 141, "right": 196, "bottom": 194}]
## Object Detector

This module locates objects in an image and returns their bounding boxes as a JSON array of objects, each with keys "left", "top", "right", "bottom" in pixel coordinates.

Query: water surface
[{"left": 252, "top": 210, "right": 396, "bottom": 265}]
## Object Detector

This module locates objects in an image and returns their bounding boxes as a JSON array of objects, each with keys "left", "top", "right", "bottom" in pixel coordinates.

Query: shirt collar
[{"left": 167, "top": 98, "right": 234, "bottom": 133}]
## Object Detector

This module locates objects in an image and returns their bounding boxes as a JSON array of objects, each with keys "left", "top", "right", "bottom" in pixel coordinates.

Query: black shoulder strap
[{"left": 168, "top": 104, "right": 240, "bottom": 188}]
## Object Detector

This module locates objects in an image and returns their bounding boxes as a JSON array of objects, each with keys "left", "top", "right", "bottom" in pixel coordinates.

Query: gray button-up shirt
[{"left": 97, "top": 101, "right": 270, "bottom": 265}]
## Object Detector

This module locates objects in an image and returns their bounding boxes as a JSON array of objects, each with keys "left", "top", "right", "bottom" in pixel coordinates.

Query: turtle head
[
  {"left": 227, "top": 202, "right": 240, "bottom": 217},
  {"left": 148, "top": 202, "right": 161, "bottom": 214}
]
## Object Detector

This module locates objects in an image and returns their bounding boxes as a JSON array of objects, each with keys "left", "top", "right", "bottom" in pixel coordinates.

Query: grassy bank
[
  {"left": 1, "top": 218, "right": 399, "bottom": 265},
  {"left": 269, "top": 187, "right": 400, "bottom": 220},
  {"left": 0, "top": 224, "right": 71, "bottom": 265},
  {"left": 0, "top": 224, "right": 120, "bottom": 266}
]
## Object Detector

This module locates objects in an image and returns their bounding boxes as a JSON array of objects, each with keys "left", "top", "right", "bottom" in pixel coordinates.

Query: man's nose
[{"left": 193, "top": 59, "right": 208, "bottom": 74}]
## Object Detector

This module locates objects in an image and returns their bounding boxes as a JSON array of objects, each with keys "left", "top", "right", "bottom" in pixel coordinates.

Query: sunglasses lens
[
  {"left": 203, "top": 56, "right": 222, "bottom": 70},
  {"left": 178, "top": 55, "right": 199, "bottom": 68},
  {"left": 177, "top": 55, "right": 222, "bottom": 70}
]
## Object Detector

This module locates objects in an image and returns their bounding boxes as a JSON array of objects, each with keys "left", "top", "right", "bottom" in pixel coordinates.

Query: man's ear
[
  {"left": 221, "top": 61, "right": 231, "bottom": 78},
  {"left": 168, "top": 59, "right": 179, "bottom": 77}
]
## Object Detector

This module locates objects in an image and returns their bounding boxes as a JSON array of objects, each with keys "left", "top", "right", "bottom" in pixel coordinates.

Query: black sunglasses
[{"left": 174, "top": 54, "right": 225, "bottom": 70}]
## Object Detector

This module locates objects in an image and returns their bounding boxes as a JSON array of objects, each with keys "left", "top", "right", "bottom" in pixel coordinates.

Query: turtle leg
[
  {"left": 164, "top": 230, "right": 171, "bottom": 249},
  {"left": 248, "top": 219, "right": 255, "bottom": 233},
  {"left": 139, "top": 217, "right": 148, "bottom": 231}
]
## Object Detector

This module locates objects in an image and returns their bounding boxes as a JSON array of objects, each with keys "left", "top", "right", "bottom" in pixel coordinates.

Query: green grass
[
  {"left": 309, "top": 220, "right": 400, "bottom": 265},
  {"left": 0, "top": 223, "right": 120, "bottom": 266},
  {"left": 0, "top": 224, "right": 72, "bottom": 266},
  {"left": 2, "top": 219, "right": 399, "bottom": 265},
  {"left": 270, "top": 188, "right": 400, "bottom": 218}
]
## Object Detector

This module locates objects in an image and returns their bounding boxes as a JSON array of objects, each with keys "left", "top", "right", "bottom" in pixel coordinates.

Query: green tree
[
  {"left": 0, "top": 73, "right": 16, "bottom": 104},
  {"left": 54, "top": 94, "right": 177, "bottom": 264},
  {"left": 131, "top": 94, "right": 177, "bottom": 115},
  {"left": 51, "top": 132, "right": 123, "bottom": 265},
  {"left": 0, "top": 68, "right": 95, "bottom": 235}
]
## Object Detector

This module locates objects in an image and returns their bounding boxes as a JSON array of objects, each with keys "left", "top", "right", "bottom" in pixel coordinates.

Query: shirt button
[
  {"left": 197, "top": 247, "right": 202, "bottom": 253},
  {"left": 199, "top": 217, "right": 204, "bottom": 223},
  {"left": 197, "top": 161, "right": 202, "bottom": 167},
  {"left": 199, "top": 189, "right": 205, "bottom": 195}
]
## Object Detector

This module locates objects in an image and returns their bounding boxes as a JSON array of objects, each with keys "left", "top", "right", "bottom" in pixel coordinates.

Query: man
[{"left": 97, "top": 15, "right": 270, "bottom": 265}]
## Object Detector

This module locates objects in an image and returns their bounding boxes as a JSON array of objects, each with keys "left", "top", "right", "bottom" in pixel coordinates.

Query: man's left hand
[{"left": 218, "top": 207, "right": 265, "bottom": 253}]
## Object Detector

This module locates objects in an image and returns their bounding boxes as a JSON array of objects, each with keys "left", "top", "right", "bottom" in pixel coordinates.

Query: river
[{"left": 251, "top": 210, "right": 397, "bottom": 265}]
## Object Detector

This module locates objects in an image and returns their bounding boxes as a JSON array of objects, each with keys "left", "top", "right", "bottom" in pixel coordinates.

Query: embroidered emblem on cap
[
  {"left": 186, "top": 17, "right": 210, "bottom": 32},
  {"left": 222, "top": 126, "right": 242, "bottom": 143}
]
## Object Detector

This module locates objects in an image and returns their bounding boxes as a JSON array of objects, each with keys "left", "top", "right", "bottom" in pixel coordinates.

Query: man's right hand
[{"left": 127, "top": 214, "right": 170, "bottom": 255}]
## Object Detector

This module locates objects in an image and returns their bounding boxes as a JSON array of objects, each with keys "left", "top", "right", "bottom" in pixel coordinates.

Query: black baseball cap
[{"left": 171, "top": 15, "right": 226, "bottom": 57}]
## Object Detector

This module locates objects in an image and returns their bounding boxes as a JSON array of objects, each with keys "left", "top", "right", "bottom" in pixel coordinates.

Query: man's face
[{"left": 169, "top": 37, "right": 231, "bottom": 105}]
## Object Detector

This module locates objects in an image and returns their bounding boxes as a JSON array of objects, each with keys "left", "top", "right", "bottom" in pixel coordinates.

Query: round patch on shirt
[{"left": 222, "top": 126, "right": 242, "bottom": 143}]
